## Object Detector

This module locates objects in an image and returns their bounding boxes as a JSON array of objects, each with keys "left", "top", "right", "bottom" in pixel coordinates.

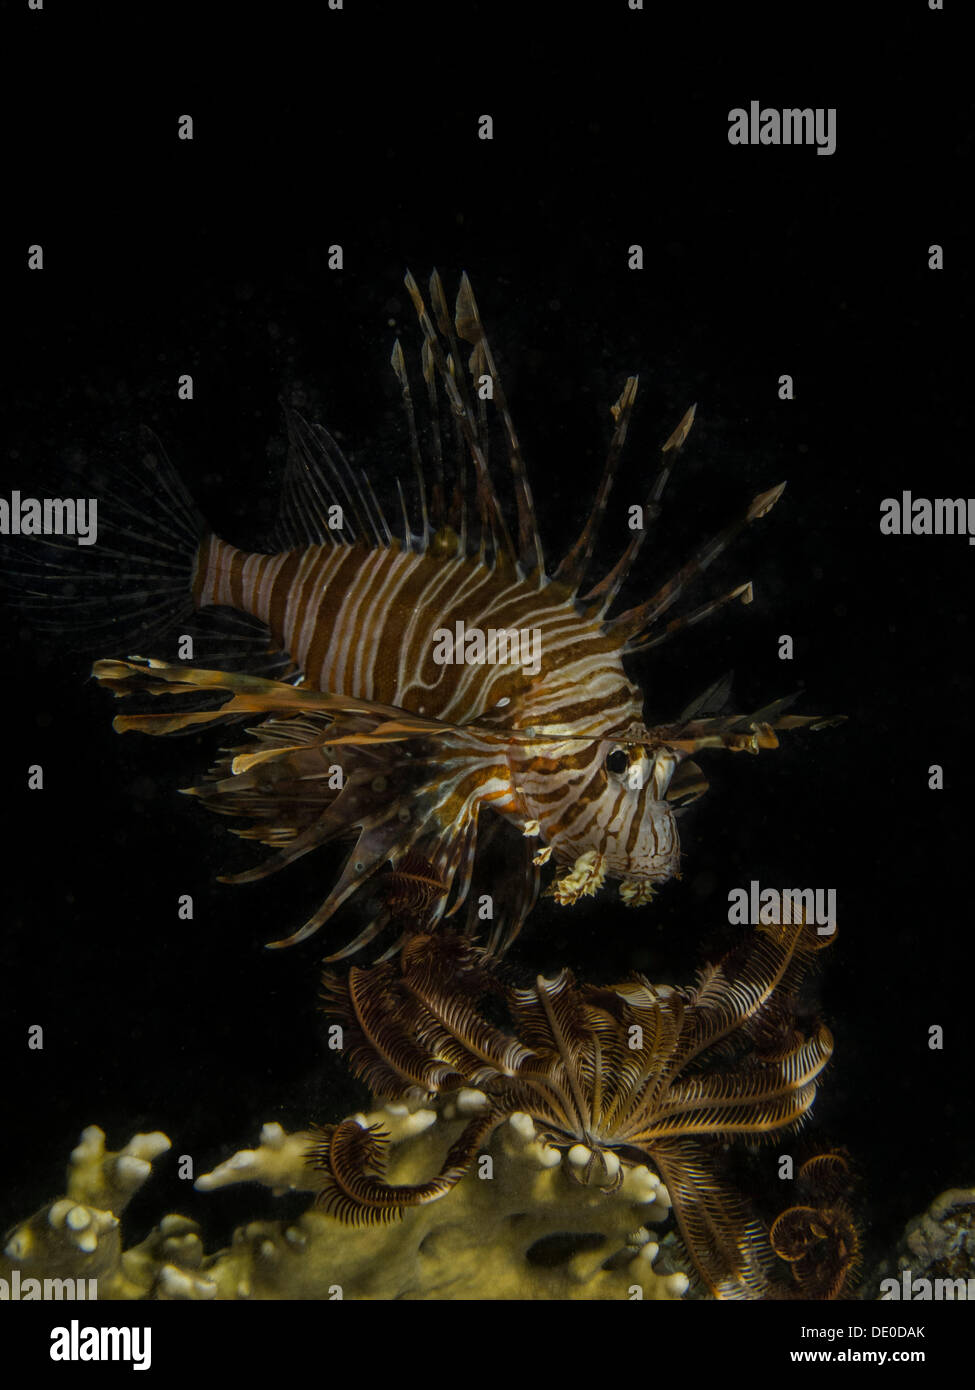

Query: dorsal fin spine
[
  {"left": 607, "top": 480, "right": 786, "bottom": 647},
  {"left": 395, "top": 477, "right": 414, "bottom": 552},
  {"left": 555, "top": 374, "right": 640, "bottom": 593},
  {"left": 390, "top": 337, "right": 430, "bottom": 547},
  {"left": 403, "top": 270, "right": 515, "bottom": 568},
  {"left": 360, "top": 467, "right": 393, "bottom": 547},
  {"left": 585, "top": 403, "right": 696, "bottom": 614},
  {"left": 454, "top": 272, "right": 544, "bottom": 579},
  {"left": 281, "top": 405, "right": 376, "bottom": 546},
  {"left": 419, "top": 337, "right": 446, "bottom": 529}
]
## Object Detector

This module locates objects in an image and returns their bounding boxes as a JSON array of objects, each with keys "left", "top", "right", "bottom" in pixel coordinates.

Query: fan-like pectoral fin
[
  {"left": 92, "top": 657, "right": 486, "bottom": 744},
  {"left": 95, "top": 659, "right": 522, "bottom": 959},
  {"left": 93, "top": 655, "right": 577, "bottom": 749},
  {"left": 454, "top": 814, "right": 541, "bottom": 957},
  {"left": 267, "top": 810, "right": 429, "bottom": 951}
]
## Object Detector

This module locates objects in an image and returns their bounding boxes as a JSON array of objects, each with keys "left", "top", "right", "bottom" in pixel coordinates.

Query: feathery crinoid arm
[
  {"left": 320, "top": 934, "right": 536, "bottom": 1105},
  {"left": 650, "top": 1137, "right": 778, "bottom": 1300},
  {"left": 320, "top": 963, "right": 468, "bottom": 1102},
  {"left": 307, "top": 1108, "right": 503, "bottom": 1226},
  {"left": 667, "top": 910, "right": 834, "bottom": 1075},
  {"left": 638, "top": 1026, "right": 834, "bottom": 1143}
]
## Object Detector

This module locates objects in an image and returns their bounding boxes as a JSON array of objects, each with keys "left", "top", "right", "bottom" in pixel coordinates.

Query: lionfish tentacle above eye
[{"left": 22, "top": 267, "right": 842, "bottom": 961}]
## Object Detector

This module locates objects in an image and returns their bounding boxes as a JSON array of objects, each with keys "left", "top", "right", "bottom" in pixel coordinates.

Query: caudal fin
[{"left": 2, "top": 428, "right": 206, "bottom": 656}]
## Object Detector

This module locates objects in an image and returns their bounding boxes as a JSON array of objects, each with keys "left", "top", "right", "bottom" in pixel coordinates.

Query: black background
[{"left": 1, "top": 0, "right": 970, "bottom": 1319}]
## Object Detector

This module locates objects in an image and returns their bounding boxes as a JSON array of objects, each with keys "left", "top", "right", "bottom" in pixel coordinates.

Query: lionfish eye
[{"left": 605, "top": 748, "right": 628, "bottom": 776}]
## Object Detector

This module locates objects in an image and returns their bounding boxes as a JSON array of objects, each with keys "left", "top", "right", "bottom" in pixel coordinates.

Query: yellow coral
[{"left": 1, "top": 1115, "right": 687, "bottom": 1301}]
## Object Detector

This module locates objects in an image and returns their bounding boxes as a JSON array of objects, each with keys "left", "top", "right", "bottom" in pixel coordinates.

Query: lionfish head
[{"left": 528, "top": 723, "right": 685, "bottom": 907}]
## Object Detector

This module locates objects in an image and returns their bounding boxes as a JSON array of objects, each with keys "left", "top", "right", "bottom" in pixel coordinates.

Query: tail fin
[{"left": 2, "top": 428, "right": 206, "bottom": 656}]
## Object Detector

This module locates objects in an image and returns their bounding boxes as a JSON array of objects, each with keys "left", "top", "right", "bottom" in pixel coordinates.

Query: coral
[
  {"left": 1, "top": 1112, "right": 687, "bottom": 1301},
  {"left": 2, "top": 1126, "right": 174, "bottom": 1300},
  {"left": 898, "top": 1188, "right": 975, "bottom": 1279},
  {"left": 866, "top": 1187, "right": 975, "bottom": 1299}
]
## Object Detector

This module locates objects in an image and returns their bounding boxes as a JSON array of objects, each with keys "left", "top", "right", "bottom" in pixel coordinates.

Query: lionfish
[{"left": 11, "top": 271, "right": 834, "bottom": 961}]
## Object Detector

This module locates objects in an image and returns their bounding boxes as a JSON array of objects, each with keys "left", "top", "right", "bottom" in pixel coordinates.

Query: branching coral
[
  {"left": 1, "top": 1126, "right": 186, "bottom": 1300},
  {"left": 1, "top": 1116, "right": 686, "bottom": 1300}
]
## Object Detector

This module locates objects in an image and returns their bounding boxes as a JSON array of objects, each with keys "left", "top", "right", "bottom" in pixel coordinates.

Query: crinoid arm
[
  {"left": 320, "top": 935, "right": 535, "bottom": 1101},
  {"left": 768, "top": 1151, "right": 861, "bottom": 1299},
  {"left": 307, "top": 1109, "right": 503, "bottom": 1225},
  {"left": 650, "top": 1139, "right": 777, "bottom": 1300}
]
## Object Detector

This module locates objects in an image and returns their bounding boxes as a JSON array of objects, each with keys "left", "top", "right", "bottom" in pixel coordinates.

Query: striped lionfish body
[{"left": 56, "top": 272, "right": 833, "bottom": 960}]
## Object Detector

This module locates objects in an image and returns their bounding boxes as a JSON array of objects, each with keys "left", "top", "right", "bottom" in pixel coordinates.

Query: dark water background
[{"left": 1, "top": 2, "right": 969, "bottom": 1296}]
